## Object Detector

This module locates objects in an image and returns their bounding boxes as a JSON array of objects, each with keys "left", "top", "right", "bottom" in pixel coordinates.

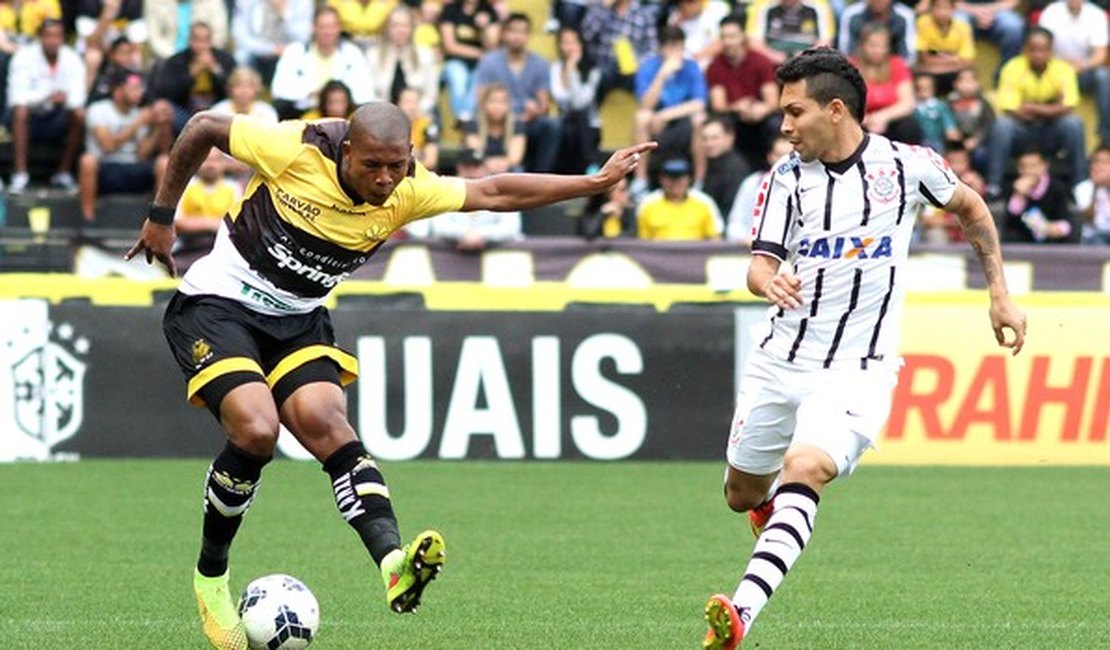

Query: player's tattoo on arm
[
  {"left": 153, "top": 112, "right": 232, "bottom": 209},
  {"left": 951, "top": 184, "right": 1008, "bottom": 296}
]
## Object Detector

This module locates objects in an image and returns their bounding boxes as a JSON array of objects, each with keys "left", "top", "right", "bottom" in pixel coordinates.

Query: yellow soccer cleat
[
  {"left": 382, "top": 530, "right": 446, "bottom": 613},
  {"left": 194, "top": 569, "right": 248, "bottom": 650}
]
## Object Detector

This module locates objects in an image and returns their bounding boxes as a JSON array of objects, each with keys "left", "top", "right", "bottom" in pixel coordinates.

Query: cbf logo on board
[
  {"left": 797, "top": 236, "right": 893, "bottom": 259},
  {"left": 0, "top": 299, "right": 88, "bottom": 461}
]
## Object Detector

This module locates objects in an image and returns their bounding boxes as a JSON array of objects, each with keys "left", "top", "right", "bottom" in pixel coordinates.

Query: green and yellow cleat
[
  {"left": 382, "top": 530, "right": 446, "bottom": 613},
  {"left": 193, "top": 569, "right": 247, "bottom": 650}
]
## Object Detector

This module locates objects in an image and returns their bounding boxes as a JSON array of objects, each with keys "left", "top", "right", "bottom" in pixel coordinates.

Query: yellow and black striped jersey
[{"left": 180, "top": 116, "right": 467, "bottom": 314}]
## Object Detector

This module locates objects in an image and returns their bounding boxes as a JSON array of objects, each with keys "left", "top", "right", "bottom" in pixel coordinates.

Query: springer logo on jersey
[
  {"left": 796, "top": 235, "right": 893, "bottom": 259},
  {"left": 0, "top": 299, "right": 87, "bottom": 462}
]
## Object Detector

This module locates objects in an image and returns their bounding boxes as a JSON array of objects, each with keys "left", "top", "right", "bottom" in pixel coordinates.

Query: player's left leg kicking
[{"left": 276, "top": 361, "right": 445, "bottom": 614}]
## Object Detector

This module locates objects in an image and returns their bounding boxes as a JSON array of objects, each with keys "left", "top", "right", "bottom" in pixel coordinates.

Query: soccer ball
[{"left": 238, "top": 574, "right": 320, "bottom": 650}]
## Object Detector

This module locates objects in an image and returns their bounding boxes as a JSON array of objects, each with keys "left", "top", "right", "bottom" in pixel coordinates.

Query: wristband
[{"left": 147, "top": 203, "right": 175, "bottom": 226}]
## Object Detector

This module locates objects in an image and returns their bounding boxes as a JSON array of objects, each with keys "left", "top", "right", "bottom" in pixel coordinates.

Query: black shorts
[{"left": 162, "top": 292, "right": 358, "bottom": 413}]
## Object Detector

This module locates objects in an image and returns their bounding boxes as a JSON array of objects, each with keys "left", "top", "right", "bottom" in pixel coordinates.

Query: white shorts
[{"left": 725, "top": 348, "right": 899, "bottom": 477}]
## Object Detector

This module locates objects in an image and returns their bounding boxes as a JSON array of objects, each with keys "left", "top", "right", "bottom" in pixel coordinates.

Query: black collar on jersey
[{"left": 824, "top": 134, "right": 870, "bottom": 175}]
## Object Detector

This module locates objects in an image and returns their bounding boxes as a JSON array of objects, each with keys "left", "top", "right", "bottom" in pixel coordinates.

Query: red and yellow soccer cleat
[
  {"left": 748, "top": 499, "right": 775, "bottom": 538},
  {"left": 703, "top": 594, "right": 745, "bottom": 650}
]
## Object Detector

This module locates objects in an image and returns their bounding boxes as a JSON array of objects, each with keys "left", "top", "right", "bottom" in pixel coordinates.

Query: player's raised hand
[
  {"left": 125, "top": 220, "right": 178, "bottom": 277},
  {"left": 596, "top": 142, "right": 658, "bottom": 188},
  {"left": 990, "top": 295, "right": 1026, "bottom": 356}
]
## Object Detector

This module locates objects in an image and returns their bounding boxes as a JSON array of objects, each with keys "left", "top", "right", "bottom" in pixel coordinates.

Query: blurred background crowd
[{"left": 1, "top": 0, "right": 1108, "bottom": 252}]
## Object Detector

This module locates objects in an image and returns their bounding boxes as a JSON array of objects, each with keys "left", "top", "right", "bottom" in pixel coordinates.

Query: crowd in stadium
[{"left": 1, "top": 0, "right": 1108, "bottom": 247}]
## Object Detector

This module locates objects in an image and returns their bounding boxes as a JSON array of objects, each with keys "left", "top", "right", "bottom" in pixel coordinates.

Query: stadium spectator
[
  {"left": 947, "top": 68, "right": 994, "bottom": 171},
  {"left": 438, "top": 0, "right": 501, "bottom": 127},
  {"left": 1074, "top": 144, "right": 1110, "bottom": 244},
  {"left": 0, "top": 19, "right": 17, "bottom": 126},
  {"left": 636, "top": 157, "right": 722, "bottom": 240},
  {"left": 209, "top": 66, "right": 277, "bottom": 185},
  {"left": 700, "top": 116, "right": 751, "bottom": 219},
  {"left": 269, "top": 6, "right": 373, "bottom": 120},
  {"left": 665, "top": 0, "right": 730, "bottom": 68},
  {"left": 745, "top": 0, "right": 835, "bottom": 65},
  {"left": 87, "top": 35, "right": 143, "bottom": 104},
  {"left": 475, "top": 13, "right": 562, "bottom": 173},
  {"left": 839, "top": 0, "right": 917, "bottom": 64},
  {"left": 985, "top": 27, "right": 1087, "bottom": 198},
  {"left": 1037, "top": 0, "right": 1110, "bottom": 145},
  {"left": 914, "top": 0, "right": 975, "bottom": 96},
  {"left": 465, "top": 83, "right": 525, "bottom": 174},
  {"left": 702, "top": 49, "right": 1025, "bottom": 650},
  {"left": 1, "top": 0, "right": 60, "bottom": 40},
  {"left": 917, "top": 144, "right": 984, "bottom": 242},
  {"left": 364, "top": 6, "right": 440, "bottom": 113},
  {"left": 405, "top": 149, "right": 523, "bottom": 249},
  {"left": 550, "top": 26, "right": 602, "bottom": 175},
  {"left": 397, "top": 85, "right": 439, "bottom": 171},
  {"left": 913, "top": 73, "right": 960, "bottom": 152},
  {"left": 123, "top": 103, "right": 655, "bottom": 650},
  {"left": 707, "top": 15, "right": 780, "bottom": 166},
  {"left": 174, "top": 146, "right": 241, "bottom": 254},
  {"left": 74, "top": 0, "right": 147, "bottom": 91},
  {"left": 79, "top": 68, "right": 172, "bottom": 221},
  {"left": 580, "top": 0, "right": 659, "bottom": 97},
  {"left": 1002, "top": 149, "right": 1080, "bottom": 242},
  {"left": 851, "top": 23, "right": 922, "bottom": 144},
  {"left": 327, "top": 0, "right": 396, "bottom": 49},
  {"left": 230, "top": 0, "right": 313, "bottom": 88},
  {"left": 632, "top": 25, "right": 708, "bottom": 194},
  {"left": 6, "top": 19, "right": 85, "bottom": 194},
  {"left": 580, "top": 175, "right": 637, "bottom": 238},
  {"left": 301, "top": 79, "right": 356, "bottom": 120},
  {"left": 955, "top": 0, "right": 1024, "bottom": 69},
  {"left": 144, "top": 0, "right": 229, "bottom": 61},
  {"left": 209, "top": 66, "right": 278, "bottom": 121},
  {"left": 151, "top": 22, "right": 237, "bottom": 134},
  {"left": 726, "top": 135, "right": 793, "bottom": 245},
  {"left": 549, "top": 0, "right": 589, "bottom": 32}
]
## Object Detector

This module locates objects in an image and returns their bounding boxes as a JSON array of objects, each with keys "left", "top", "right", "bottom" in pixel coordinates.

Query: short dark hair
[
  {"left": 719, "top": 14, "right": 745, "bottom": 31},
  {"left": 1025, "top": 26, "right": 1053, "bottom": 46},
  {"left": 660, "top": 25, "right": 687, "bottom": 45},
  {"left": 505, "top": 12, "right": 531, "bottom": 28},
  {"left": 775, "top": 47, "right": 868, "bottom": 122},
  {"left": 704, "top": 113, "right": 736, "bottom": 135}
]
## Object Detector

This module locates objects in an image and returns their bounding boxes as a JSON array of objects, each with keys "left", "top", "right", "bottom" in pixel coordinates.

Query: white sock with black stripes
[{"left": 732, "top": 483, "right": 820, "bottom": 630}]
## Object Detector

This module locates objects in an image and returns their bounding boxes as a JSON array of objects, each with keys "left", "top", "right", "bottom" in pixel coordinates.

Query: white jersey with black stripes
[{"left": 750, "top": 134, "right": 958, "bottom": 369}]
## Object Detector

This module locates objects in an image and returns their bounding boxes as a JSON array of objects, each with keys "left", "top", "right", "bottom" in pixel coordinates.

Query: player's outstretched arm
[
  {"left": 460, "top": 141, "right": 658, "bottom": 213},
  {"left": 125, "top": 111, "right": 234, "bottom": 276},
  {"left": 947, "top": 182, "right": 1027, "bottom": 355}
]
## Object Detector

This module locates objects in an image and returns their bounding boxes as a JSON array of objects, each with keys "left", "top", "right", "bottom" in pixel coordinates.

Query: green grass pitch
[{"left": 1, "top": 461, "right": 1107, "bottom": 649}]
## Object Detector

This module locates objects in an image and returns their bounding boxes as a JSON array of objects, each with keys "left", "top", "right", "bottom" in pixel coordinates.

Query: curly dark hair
[{"left": 776, "top": 47, "right": 868, "bottom": 122}]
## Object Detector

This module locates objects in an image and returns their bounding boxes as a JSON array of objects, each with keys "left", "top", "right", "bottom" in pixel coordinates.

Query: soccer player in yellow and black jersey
[{"left": 127, "top": 102, "right": 655, "bottom": 649}]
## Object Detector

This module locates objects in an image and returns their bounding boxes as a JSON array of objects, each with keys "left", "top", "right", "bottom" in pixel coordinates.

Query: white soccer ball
[{"left": 238, "top": 574, "right": 320, "bottom": 650}]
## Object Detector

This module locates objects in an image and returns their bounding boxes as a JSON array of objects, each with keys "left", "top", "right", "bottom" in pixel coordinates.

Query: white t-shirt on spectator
[{"left": 1038, "top": 1, "right": 1109, "bottom": 63}]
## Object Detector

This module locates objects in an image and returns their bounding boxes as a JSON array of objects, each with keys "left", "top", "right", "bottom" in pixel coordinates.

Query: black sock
[
  {"left": 323, "top": 441, "right": 401, "bottom": 566},
  {"left": 196, "top": 442, "right": 270, "bottom": 577}
]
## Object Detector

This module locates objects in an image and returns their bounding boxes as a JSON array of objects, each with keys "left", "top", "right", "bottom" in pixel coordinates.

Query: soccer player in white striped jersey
[{"left": 702, "top": 48, "right": 1027, "bottom": 650}]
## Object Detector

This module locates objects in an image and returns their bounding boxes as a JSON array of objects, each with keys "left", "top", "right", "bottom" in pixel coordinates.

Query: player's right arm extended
[{"left": 947, "top": 182, "right": 1027, "bottom": 355}]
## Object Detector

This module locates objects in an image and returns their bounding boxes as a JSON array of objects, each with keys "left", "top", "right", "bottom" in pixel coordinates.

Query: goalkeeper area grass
[{"left": 1, "top": 461, "right": 1107, "bottom": 649}]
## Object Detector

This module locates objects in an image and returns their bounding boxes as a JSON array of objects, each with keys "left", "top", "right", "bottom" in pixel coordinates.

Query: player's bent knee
[
  {"left": 225, "top": 415, "right": 280, "bottom": 457},
  {"left": 723, "top": 478, "right": 771, "bottom": 512},
  {"left": 781, "top": 450, "right": 837, "bottom": 486}
]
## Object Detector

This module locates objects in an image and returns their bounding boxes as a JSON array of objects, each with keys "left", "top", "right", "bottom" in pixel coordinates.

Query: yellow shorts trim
[
  {"left": 187, "top": 357, "right": 266, "bottom": 407},
  {"left": 266, "top": 344, "right": 359, "bottom": 389}
]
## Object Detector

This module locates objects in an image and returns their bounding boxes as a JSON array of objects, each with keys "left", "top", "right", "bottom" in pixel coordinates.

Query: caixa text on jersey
[{"left": 796, "top": 236, "right": 894, "bottom": 259}]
